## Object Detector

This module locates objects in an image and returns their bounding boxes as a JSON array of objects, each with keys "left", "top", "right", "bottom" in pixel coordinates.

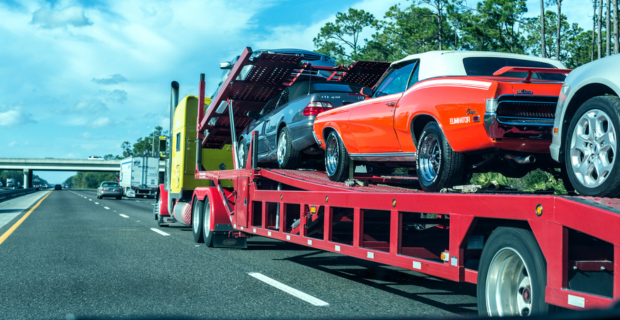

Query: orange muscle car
[{"left": 312, "top": 51, "right": 571, "bottom": 192}]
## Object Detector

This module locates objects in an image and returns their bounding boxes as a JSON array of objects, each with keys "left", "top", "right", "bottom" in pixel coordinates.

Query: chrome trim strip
[
  {"left": 312, "top": 131, "right": 321, "bottom": 146},
  {"left": 349, "top": 152, "right": 417, "bottom": 162}
]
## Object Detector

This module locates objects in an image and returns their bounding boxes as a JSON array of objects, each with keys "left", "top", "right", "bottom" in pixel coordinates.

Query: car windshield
[
  {"left": 463, "top": 57, "right": 566, "bottom": 81},
  {"left": 102, "top": 182, "right": 119, "bottom": 187}
]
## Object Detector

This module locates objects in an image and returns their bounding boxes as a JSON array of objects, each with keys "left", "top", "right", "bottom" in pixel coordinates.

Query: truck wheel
[
  {"left": 477, "top": 227, "right": 549, "bottom": 316},
  {"left": 325, "top": 131, "right": 350, "bottom": 182},
  {"left": 192, "top": 197, "right": 204, "bottom": 243},
  {"left": 277, "top": 127, "right": 301, "bottom": 169},
  {"left": 202, "top": 195, "right": 213, "bottom": 247},
  {"left": 416, "top": 122, "right": 466, "bottom": 192},
  {"left": 564, "top": 96, "right": 620, "bottom": 197},
  {"left": 157, "top": 215, "right": 168, "bottom": 227}
]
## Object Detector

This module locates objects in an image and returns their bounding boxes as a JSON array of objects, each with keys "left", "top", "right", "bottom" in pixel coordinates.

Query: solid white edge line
[
  {"left": 248, "top": 273, "right": 329, "bottom": 306},
  {"left": 119, "top": 214, "right": 129, "bottom": 218},
  {"left": 150, "top": 228, "right": 170, "bottom": 236}
]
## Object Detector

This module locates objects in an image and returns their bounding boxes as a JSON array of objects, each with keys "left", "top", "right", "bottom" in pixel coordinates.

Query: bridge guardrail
[{"left": 0, "top": 188, "right": 39, "bottom": 201}]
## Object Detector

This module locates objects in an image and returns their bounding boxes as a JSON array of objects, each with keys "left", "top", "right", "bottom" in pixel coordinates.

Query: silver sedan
[
  {"left": 550, "top": 54, "right": 620, "bottom": 197},
  {"left": 97, "top": 181, "right": 123, "bottom": 200}
]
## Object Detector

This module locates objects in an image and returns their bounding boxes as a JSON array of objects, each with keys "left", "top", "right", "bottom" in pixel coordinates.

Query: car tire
[
  {"left": 564, "top": 96, "right": 620, "bottom": 197},
  {"left": 97, "top": 195, "right": 101, "bottom": 199},
  {"left": 477, "top": 227, "right": 550, "bottom": 316},
  {"left": 415, "top": 122, "right": 466, "bottom": 192},
  {"left": 202, "top": 195, "right": 213, "bottom": 247},
  {"left": 325, "top": 131, "right": 350, "bottom": 182},
  {"left": 192, "top": 197, "right": 204, "bottom": 243},
  {"left": 237, "top": 138, "right": 248, "bottom": 169},
  {"left": 277, "top": 127, "right": 302, "bottom": 169}
]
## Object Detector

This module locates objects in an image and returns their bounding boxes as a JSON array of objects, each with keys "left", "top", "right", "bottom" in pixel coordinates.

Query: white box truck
[{"left": 119, "top": 156, "right": 159, "bottom": 198}]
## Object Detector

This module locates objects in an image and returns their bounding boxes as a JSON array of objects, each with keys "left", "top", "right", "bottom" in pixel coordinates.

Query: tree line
[
  {"left": 0, "top": 171, "right": 49, "bottom": 187},
  {"left": 314, "top": 0, "right": 619, "bottom": 69}
]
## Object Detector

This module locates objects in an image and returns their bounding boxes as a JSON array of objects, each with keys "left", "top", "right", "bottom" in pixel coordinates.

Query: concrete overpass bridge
[{"left": 0, "top": 158, "right": 165, "bottom": 188}]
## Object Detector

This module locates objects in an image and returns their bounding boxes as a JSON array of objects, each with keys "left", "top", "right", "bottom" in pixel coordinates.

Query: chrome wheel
[
  {"left": 485, "top": 248, "right": 532, "bottom": 316},
  {"left": 238, "top": 140, "right": 246, "bottom": 168},
  {"left": 202, "top": 198, "right": 211, "bottom": 240},
  {"left": 277, "top": 131, "right": 287, "bottom": 166},
  {"left": 325, "top": 133, "right": 339, "bottom": 177},
  {"left": 192, "top": 200, "right": 200, "bottom": 234},
  {"left": 569, "top": 109, "right": 617, "bottom": 188},
  {"left": 418, "top": 133, "right": 441, "bottom": 182}
]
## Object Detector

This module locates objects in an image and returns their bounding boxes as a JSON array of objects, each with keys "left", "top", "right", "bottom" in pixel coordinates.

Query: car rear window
[
  {"left": 463, "top": 57, "right": 566, "bottom": 81},
  {"left": 102, "top": 182, "right": 119, "bottom": 187},
  {"left": 312, "top": 83, "right": 354, "bottom": 92}
]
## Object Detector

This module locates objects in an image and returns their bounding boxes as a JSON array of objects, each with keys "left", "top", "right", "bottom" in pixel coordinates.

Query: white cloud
[
  {"left": 91, "top": 117, "right": 112, "bottom": 128},
  {"left": 64, "top": 116, "right": 89, "bottom": 126},
  {"left": 30, "top": 5, "right": 92, "bottom": 29},
  {"left": 8, "top": 141, "right": 17, "bottom": 147},
  {"left": 0, "top": 107, "right": 36, "bottom": 126},
  {"left": 78, "top": 132, "right": 91, "bottom": 139},
  {"left": 71, "top": 98, "right": 108, "bottom": 114},
  {"left": 159, "top": 117, "right": 170, "bottom": 131},
  {"left": 107, "top": 89, "right": 127, "bottom": 104}
]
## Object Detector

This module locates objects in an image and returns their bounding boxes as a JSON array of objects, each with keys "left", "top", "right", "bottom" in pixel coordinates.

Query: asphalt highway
[{"left": 0, "top": 189, "right": 477, "bottom": 319}]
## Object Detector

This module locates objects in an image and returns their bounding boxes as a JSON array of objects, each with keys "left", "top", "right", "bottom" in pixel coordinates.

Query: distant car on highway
[
  {"left": 54, "top": 184, "right": 62, "bottom": 190},
  {"left": 88, "top": 156, "right": 104, "bottom": 160},
  {"left": 97, "top": 181, "right": 123, "bottom": 200},
  {"left": 550, "top": 54, "right": 620, "bottom": 197}
]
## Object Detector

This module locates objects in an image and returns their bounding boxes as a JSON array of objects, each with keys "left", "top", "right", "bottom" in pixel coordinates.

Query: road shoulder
[{"left": 0, "top": 190, "right": 51, "bottom": 234}]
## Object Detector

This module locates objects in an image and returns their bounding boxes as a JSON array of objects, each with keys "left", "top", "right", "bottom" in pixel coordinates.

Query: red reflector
[{"left": 303, "top": 101, "right": 334, "bottom": 116}]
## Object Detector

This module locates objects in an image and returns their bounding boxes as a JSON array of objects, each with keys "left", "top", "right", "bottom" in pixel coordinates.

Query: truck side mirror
[
  {"left": 360, "top": 87, "right": 373, "bottom": 97},
  {"left": 159, "top": 136, "right": 167, "bottom": 159},
  {"left": 247, "top": 110, "right": 261, "bottom": 120}
]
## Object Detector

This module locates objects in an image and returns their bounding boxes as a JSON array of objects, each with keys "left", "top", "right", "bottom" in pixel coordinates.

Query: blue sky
[{"left": 0, "top": 0, "right": 593, "bottom": 183}]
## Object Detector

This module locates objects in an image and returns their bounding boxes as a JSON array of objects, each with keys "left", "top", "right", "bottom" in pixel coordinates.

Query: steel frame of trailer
[{"left": 190, "top": 132, "right": 620, "bottom": 312}]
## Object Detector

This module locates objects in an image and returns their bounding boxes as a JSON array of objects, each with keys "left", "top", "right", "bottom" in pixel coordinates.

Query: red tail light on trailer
[{"left": 303, "top": 101, "right": 334, "bottom": 116}]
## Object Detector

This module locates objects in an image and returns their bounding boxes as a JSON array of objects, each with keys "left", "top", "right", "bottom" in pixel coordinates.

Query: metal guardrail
[{"left": 0, "top": 187, "right": 39, "bottom": 201}]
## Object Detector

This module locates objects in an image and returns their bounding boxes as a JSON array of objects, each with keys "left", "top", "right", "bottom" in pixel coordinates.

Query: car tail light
[{"left": 303, "top": 101, "right": 334, "bottom": 116}]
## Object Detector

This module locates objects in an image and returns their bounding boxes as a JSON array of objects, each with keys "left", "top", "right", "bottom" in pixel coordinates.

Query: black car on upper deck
[{"left": 236, "top": 79, "right": 367, "bottom": 169}]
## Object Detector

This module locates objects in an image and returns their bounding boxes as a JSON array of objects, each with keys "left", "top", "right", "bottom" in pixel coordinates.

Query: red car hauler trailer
[{"left": 158, "top": 47, "right": 620, "bottom": 316}]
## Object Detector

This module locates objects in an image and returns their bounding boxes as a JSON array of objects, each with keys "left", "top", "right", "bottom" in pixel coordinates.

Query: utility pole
[
  {"left": 607, "top": 0, "right": 612, "bottom": 56},
  {"left": 614, "top": 0, "right": 619, "bottom": 54},
  {"left": 598, "top": 0, "right": 603, "bottom": 59},
  {"left": 541, "top": 0, "right": 546, "bottom": 57},
  {"left": 152, "top": 128, "right": 156, "bottom": 157},
  {"left": 556, "top": 0, "right": 562, "bottom": 60},
  {"left": 592, "top": 0, "right": 597, "bottom": 61}
]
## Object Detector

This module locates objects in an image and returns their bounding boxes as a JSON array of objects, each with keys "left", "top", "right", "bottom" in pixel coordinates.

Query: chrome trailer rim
[
  {"left": 485, "top": 247, "right": 533, "bottom": 316},
  {"left": 202, "top": 198, "right": 211, "bottom": 238},
  {"left": 418, "top": 133, "right": 441, "bottom": 182},
  {"left": 325, "top": 134, "right": 339, "bottom": 176},
  {"left": 192, "top": 200, "right": 200, "bottom": 233},
  {"left": 569, "top": 109, "right": 616, "bottom": 188},
  {"left": 277, "top": 131, "right": 286, "bottom": 166}
]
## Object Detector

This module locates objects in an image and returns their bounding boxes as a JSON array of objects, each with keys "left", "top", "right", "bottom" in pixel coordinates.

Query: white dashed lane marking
[
  {"left": 248, "top": 273, "right": 329, "bottom": 306},
  {"left": 104, "top": 207, "right": 110, "bottom": 210},
  {"left": 119, "top": 214, "right": 129, "bottom": 218},
  {"left": 150, "top": 228, "right": 170, "bottom": 236}
]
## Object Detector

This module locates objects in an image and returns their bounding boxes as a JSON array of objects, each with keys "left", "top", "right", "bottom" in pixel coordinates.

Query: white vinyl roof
[{"left": 392, "top": 51, "right": 567, "bottom": 81}]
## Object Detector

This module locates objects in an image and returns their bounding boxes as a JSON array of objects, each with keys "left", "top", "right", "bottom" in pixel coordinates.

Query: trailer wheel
[
  {"left": 202, "top": 195, "right": 213, "bottom": 247},
  {"left": 477, "top": 227, "right": 549, "bottom": 316},
  {"left": 192, "top": 197, "right": 204, "bottom": 243},
  {"left": 325, "top": 131, "right": 350, "bottom": 182}
]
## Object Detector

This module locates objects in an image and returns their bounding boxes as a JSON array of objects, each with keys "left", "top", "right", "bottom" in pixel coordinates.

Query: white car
[
  {"left": 88, "top": 156, "right": 104, "bottom": 160},
  {"left": 550, "top": 54, "right": 620, "bottom": 197}
]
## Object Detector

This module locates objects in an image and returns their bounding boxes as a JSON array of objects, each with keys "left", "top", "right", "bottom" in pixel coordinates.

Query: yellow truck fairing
[{"left": 171, "top": 96, "right": 233, "bottom": 195}]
